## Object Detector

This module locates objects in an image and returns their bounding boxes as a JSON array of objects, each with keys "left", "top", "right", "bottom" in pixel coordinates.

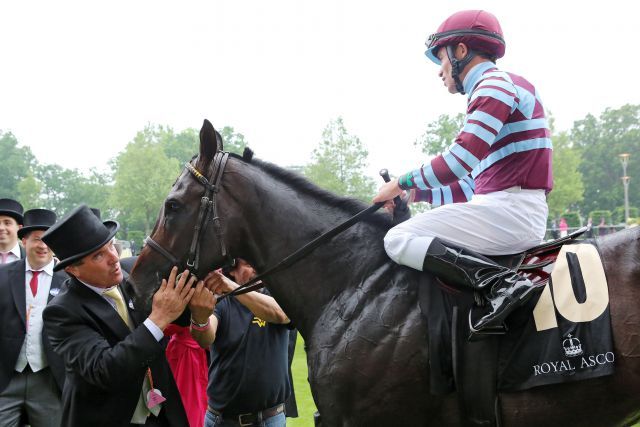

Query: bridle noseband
[{"left": 144, "top": 151, "right": 235, "bottom": 277}]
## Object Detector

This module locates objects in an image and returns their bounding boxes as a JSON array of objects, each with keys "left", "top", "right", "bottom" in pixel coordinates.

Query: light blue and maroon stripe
[{"left": 399, "top": 62, "right": 553, "bottom": 204}]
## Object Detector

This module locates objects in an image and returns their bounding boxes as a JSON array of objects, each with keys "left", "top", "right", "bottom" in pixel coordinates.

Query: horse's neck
[{"left": 231, "top": 180, "right": 391, "bottom": 338}]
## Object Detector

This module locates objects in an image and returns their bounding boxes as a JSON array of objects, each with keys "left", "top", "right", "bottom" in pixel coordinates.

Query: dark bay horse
[{"left": 129, "top": 121, "right": 640, "bottom": 426}]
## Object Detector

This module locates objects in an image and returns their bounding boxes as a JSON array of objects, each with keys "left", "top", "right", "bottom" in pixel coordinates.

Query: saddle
[
  {"left": 490, "top": 225, "right": 590, "bottom": 280},
  {"left": 420, "top": 226, "right": 593, "bottom": 427}
]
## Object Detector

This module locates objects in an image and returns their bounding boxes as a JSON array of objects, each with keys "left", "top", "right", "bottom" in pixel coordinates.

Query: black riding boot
[{"left": 422, "top": 238, "right": 542, "bottom": 333}]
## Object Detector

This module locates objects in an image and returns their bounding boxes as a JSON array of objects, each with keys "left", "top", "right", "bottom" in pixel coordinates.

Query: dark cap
[
  {"left": 0, "top": 198, "right": 24, "bottom": 225},
  {"left": 18, "top": 209, "right": 57, "bottom": 239},
  {"left": 42, "top": 204, "right": 119, "bottom": 271}
]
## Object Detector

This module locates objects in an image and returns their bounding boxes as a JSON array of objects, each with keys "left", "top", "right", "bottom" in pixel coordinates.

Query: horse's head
[{"left": 129, "top": 119, "right": 246, "bottom": 313}]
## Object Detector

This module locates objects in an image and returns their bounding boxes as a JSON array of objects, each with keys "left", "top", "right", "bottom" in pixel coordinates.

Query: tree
[
  {"left": 415, "top": 113, "right": 465, "bottom": 156},
  {"left": 161, "top": 127, "right": 199, "bottom": 165},
  {"left": 17, "top": 175, "right": 42, "bottom": 210},
  {"left": 111, "top": 132, "right": 180, "bottom": 237},
  {"left": 547, "top": 132, "right": 584, "bottom": 218},
  {"left": 219, "top": 126, "right": 248, "bottom": 155},
  {"left": 572, "top": 104, "right": 640, "bottom": 214},
  {"left": 33, "top": 164, "right": 111, "bottom": 215},
  {"left": 303, "top": 117, "right": 375, "bottom": 202},
  {"left": 158, "top": 124, "right": 248, "bottom": 165},
  {"left": 0, "top": 131, "right": 36, "bottom": 198}
]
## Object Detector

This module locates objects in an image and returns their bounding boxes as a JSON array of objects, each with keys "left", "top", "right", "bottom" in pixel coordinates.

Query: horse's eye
[{"left": 165, "top": 200, "right": 180, "bottom": 213}]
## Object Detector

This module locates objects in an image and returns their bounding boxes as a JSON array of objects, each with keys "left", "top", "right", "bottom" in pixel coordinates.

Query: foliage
[
  {"left": 571, "top": 104, "right": 640, "bottom": 214},
  {"left": 612, "top": 206, "right": 639, "bottom": 224},
  {"left": 588, "top": 210, "right": 612, "bottom": 225},
  {"left": 111, "top": 132, "right": 180, "bottom": 237},
  {"left": 414, "top": 113, "right": 465, "bottom": 156},
  {"left": 219, "top": 126, "right": 248, "bottom": 155},
  {"left": 17, "top": 175, "right": 42, "bottom": 210},
  {"left": 547, "top": 132, "right": 584, "bottom": 218},
  {"left": 161, "top": 126, "right": 199, "bottom": 165},
  {"left": 0, "top": 131, "right": 36, "bottom": 198},
  {"left": 560, "top": 212, "right": 582, "bottom": 228},
  {"left": 303, "top": 117, "right": 375, "bottom": 202},
  {"left": 33, "top": 165, "right": 111, "bottom": 216},
  {"left": 157, "top": 123, "right": 248, "bottom": 166}
]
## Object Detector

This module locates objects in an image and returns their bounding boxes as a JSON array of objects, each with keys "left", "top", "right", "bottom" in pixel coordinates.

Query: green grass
[{"left": 288, "top": 334, "right": 317, "bottom": 427}]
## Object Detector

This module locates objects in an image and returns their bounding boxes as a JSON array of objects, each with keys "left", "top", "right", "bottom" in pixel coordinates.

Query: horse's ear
[
  {"left": 215, "top": 129, "right": 224, "bottom": 151},
  {"left": 199, "top": 119, "right": 219, "bottom": 164}
]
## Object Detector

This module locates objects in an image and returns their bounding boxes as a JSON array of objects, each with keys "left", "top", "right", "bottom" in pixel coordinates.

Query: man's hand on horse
[
  {"left": 149, "top": 266, "right": 197, "bottom": 330},
  {"left": 373, "top": 178, "right": 403, "bottom": 205},
  {"left": 188, "top": 279, "right": 216, "bottom": 324}
]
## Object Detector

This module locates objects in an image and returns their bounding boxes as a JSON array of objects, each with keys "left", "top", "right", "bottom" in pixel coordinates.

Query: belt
[{"left": 207, "top": 403, "right": 285, "bottom": 427}]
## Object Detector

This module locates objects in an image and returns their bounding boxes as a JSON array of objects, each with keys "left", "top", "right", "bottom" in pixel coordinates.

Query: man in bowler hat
[
  {"left": 0, "top": 208, "right": 65, "bottom": 426},
  {"left": 42, "top": 204, "right": 193, "bottom": 427},
  {"left": 0, "top": 198, "right": 25, "bottom": 264}
]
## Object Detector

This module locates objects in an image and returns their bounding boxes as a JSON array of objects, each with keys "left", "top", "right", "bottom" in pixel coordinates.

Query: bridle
[{"left": 144, "top": 151, "right": 236, "bottom": 276}]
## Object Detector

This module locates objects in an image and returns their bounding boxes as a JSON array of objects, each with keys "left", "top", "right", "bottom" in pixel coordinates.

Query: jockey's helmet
[{"left": 425, "top": 10, "right": 505, "bottom": 65}]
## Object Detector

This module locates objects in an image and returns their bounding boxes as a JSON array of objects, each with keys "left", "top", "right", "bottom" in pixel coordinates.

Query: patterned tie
[
  {"left": 30, "top": 271, "right": 40, "bottom": 296},
  {"left": 0, "top": 253, "right": 8, "bottom": 264},
  {"left": 103, "top": 287, "right": 133, "bottom": 329}
]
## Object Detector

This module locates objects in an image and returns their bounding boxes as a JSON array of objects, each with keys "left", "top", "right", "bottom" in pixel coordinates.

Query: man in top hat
[
  {"left": 0, "top": 198, "right": 25, "bottom": 264},
  {"left": 0, "top": 208, "right": 66, "bottom": 426},
  {"left": 42, "top": 204, "right": 192, "bottom": 427}
]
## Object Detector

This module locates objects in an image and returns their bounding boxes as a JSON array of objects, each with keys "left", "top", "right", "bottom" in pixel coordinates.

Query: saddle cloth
[{"left": 420, "top": 228, "right": 615, "bottom": 397}]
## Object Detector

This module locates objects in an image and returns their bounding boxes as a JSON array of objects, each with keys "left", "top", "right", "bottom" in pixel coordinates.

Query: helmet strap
[{"left": 446, "top": 45, "right": 477, "bottom": 95}]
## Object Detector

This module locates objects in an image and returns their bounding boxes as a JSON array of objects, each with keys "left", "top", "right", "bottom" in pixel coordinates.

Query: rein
[
  {"left": 219, "top": 201, "right": 384, "bottom": 300},
  {"left": 144, "top": 151, "right": 385, "bottom": 300}
]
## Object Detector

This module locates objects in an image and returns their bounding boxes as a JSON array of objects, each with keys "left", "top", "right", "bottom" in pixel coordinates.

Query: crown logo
[{"left": 562, "top": 334, "right": 583, "bottom": 357}]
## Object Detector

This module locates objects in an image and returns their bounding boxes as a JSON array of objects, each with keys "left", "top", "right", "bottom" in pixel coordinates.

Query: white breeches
[{"left": 384, "top": 188, "right": 549, "bottom": 271}]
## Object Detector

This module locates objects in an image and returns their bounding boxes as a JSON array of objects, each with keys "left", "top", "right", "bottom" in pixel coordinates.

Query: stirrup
[{"left": 467, "top": 310, "right": 508, "bottom": 341}]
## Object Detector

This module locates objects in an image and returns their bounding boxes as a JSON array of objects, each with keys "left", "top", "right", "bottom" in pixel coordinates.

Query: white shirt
[
  {"left": 78, "top": 280, "right": 163, "bottom": 341},
  {"left": 1, "top": 242, "right": 21, "bottom": 264},
  {"left": 15, "top": 259, "right": 54, "bottom": 373}
]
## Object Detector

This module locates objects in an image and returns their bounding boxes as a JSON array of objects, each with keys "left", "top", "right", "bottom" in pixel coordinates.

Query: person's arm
[
  {"left": 411, "top": 175, "right": 475, "bottom": 206},
  {"left": 42, "top": 267, "right": 195, "bottom": 391},
  {"left": 205, "top": 271, "right": 290, "bottom": 325},
  {"left": 188, "top": 280, "right": 219, "bottom": 348},
  {"left": 43, "top": 303, "right": 164, "bottom": 391}
]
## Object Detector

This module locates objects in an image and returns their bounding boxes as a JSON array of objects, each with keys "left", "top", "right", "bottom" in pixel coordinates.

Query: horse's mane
[{"left": 233, "top": 153, "right": 394, "bottom": 230}]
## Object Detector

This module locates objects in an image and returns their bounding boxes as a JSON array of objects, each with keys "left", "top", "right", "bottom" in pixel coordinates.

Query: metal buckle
[{"left": 238, "top": 412, "right": 259, "bottom": 427}]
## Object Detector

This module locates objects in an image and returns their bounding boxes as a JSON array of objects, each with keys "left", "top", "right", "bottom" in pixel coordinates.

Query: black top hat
[
  {"left": 0, "top": 198, "right": 24, "bottom": 225},
  {"left": 17, "top": 209, "right": 58, "bottom": 239},
  {"left": 90, "top": 208, "right": 101, "bottom": 219},
  {"left": 42, "top": 204, "right": 119, "bottom": 272}
]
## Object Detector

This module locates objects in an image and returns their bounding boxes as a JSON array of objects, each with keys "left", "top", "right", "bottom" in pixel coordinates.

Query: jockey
[{"left": 374, "top": 10, "right": 553, "bottom": 334}]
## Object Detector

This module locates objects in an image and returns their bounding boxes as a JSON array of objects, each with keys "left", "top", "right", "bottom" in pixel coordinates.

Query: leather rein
[{"left": 144, "top": 151, "right": 385, "bottom": 301}]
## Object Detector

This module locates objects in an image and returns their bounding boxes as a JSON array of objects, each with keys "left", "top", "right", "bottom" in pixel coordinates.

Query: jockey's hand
[
  {"left": 373, "top": 178, "right": 403, "bottom": 204},
  {"left": 382, "top": 189, "right": 409, "bottom": 215},
  {"left": 203, "top": 270, "right": 239, "bottom": 295},
  {"left": 188, "top": 280, "right": 216, "bottom": 324}
]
